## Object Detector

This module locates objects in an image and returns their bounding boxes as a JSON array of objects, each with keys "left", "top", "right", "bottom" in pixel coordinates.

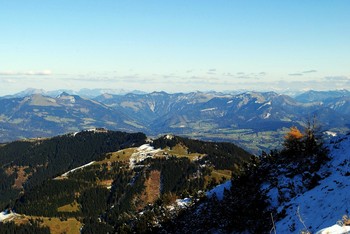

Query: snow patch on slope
[
  {"left": 129, "top": 144, "right": 161, "bottom": 169},
  {"left": 176, "top": 198, "right": 192, "bottom": 208},
  {"left": 59, "top": 161, "right": 96, "bottom": 178},
  {"left": 0, "top": 210, "right": 17, "bottom": 222},
  {"left": 201, "top": 107, "right": 217, "bottom": 112},
  {"left": 206, "top": 180, "right": 232, "bottom": 200},
  {"left": 316, "top": 224, "right": 350, "bottom": 234},
  {"left": 275, "top": 135, "right": 350, "bottom": 233},
  {"left": 258, "top": 101, "right": 271, "bottom": 110},
  {"left": 325, "top": 131, "right": 337, "bottom": 137}
]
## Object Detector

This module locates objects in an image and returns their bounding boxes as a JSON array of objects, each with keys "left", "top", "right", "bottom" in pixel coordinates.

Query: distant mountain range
[
  {"left": 1, "top": 89, "right": 350, "bottom": 153},
  {"left": 2, "top": 88, "right": 147, "bottom": 99}
]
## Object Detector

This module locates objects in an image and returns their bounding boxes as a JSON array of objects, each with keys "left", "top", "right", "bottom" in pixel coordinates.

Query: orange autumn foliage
[{"left": 285, "top": 126, "right": 303, "bottom": 140}]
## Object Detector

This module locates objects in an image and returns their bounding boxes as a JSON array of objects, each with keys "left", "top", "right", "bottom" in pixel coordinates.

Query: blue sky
[{"left": 0, "top": 1, "right": 349, "bottom": 94}]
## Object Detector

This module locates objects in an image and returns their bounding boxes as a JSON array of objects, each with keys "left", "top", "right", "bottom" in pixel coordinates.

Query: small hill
[
  {"left": 0, "top": 130, "right": 147, "bottom": 210},
  {"left": 0, "top": 131, "right": 251, "bottom": 233}
]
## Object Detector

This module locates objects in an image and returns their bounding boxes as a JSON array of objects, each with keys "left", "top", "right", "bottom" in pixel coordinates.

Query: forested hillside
[
  {"left": 0, "top": 129, "right": 146, "bottom": 210},
  {"left": 0, "top": 130, "right": 251, "bottom": 233}
]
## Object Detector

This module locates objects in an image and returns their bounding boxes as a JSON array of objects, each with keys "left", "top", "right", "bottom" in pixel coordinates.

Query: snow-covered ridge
[{"left": 275, "top": 135, "right": 350, "bottom": 233}]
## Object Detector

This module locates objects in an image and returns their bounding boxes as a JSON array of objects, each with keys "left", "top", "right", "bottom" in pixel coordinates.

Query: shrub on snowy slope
[
  {"left": 158, "top": 122, "right": 330, "bottom": 233},
  {"left": 275, "top": 134, "right": 350, "bottom": 233}
]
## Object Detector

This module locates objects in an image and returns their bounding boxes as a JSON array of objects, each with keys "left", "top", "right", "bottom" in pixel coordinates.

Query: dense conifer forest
[
  {"left": 0, "top": 130, "right": 253, "bottom": 232},
  {"left": 0, "top": 130, "right": 147, "bottom": 210}
]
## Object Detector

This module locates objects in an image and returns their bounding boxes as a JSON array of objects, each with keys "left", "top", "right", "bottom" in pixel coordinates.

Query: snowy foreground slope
[{"left": 275, "top": 135, "right": 350, "bottom": 233}]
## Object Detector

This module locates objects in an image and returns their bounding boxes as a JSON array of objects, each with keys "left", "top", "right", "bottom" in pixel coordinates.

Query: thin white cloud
[
  {"left": 2, "top": 79, "right": 16, "bottom": 83},
  {"left": 324, "top": 76, "right": 349, "bottom": 81},
  {"left": 302, "top": 70, "right": 317, "bottom": 73},
  {"left": 0, "top": 70, "right": 52, "bottom": 76},
  {"left": 289, "top": 73, "right": 303, "bottom": 76}
]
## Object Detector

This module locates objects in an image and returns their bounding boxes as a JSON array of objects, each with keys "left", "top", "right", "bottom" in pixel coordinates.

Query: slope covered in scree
[{"left": 275, "top": 134, "right": 350, "bottom": 233}]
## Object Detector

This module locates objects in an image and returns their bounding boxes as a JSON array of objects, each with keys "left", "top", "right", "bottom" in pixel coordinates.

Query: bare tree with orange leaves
[
  {"left": 282, "top": 116, "right": 328, "bottom": 164},
  {"left": 283, "top": 126, "right": 304, "bottom": 158}
]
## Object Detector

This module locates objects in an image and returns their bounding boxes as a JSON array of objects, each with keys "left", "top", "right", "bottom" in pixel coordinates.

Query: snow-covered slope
[
  {"left": 206, "top": 180, "right": 232, "bottom": 200},
  {"left": 275, "top": 135, "right": 350, "bottom": 233}
]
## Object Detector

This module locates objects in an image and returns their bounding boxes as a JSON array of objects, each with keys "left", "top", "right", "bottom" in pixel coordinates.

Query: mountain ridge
[{"left": 1, "top": 89, "right": 350, "bottom": 154}]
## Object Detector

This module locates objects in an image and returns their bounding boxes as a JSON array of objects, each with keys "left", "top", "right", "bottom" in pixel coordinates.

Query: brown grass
[
  {"left": 42, "top": 217, "right": 81, "bottom": 234},
  {"left": 98, "top": 179, "right": 114, "bottom": 188},
  {"left": 98, "top": 148, "right": 136, "bottom": 165},
  {"left": 13, "top": 166, "right": 30, "bottom": 189},
  {"left": 137, "top": 170, "right": 161, "bottom": 210},
  {"left": 4, "top": 167, "right": 14, "bottom": 176},
  {"left": 211, "top": 169, "right": 232, "bottom": 181},
  {"left": 14, "top": 216, "right": 81, "bottom": 234},
  {"left": 162, "top": 144, "right": 205, "bottom": 161},
  {"left": 204, "top": 169, "right": 232, "bottom": 187},
  {"left": 57, "top": 201, "right": 80, "bottom": 213}
]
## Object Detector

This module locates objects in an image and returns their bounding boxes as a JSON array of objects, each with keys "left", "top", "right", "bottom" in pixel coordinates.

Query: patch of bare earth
[
  {"left": 5, "top": 167, "right": 14, "bottom": 176},
  {"left": 99, "top": 179, "right": 114, "bottom": 188},
  {"left": 12, "top": 166, "right": 30, "bottom": 189},
  {"left": 137, "top": 170, "right": 161, "bottom": 210}
]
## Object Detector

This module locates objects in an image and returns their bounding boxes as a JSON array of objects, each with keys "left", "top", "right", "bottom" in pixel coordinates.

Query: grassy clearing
[
  {"left": 57, "top": 201, "right": 80, "bottom": 213},
  {"left": 98, "top": 148, "right": 136, "bottom": 164},
  {"left": 14, "top": 216, "right": 81, "bottom": 234},
  {"left": 211, "top": 169, "right": 232, "bottom": 181},
  {"left": 163, "top": 144, "right": 205, "bottom": 161},
  {"left": 204, "top": 169, "right": 232, "bottom": 188},
  {"left": 41, "top": 217, "right": 81, "bottom": 234}
]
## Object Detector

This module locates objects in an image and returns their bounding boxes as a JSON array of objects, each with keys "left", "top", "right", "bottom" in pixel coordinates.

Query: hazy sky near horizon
[{"left": 0, "top": 1, "right": 349, "bottom": 95}]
